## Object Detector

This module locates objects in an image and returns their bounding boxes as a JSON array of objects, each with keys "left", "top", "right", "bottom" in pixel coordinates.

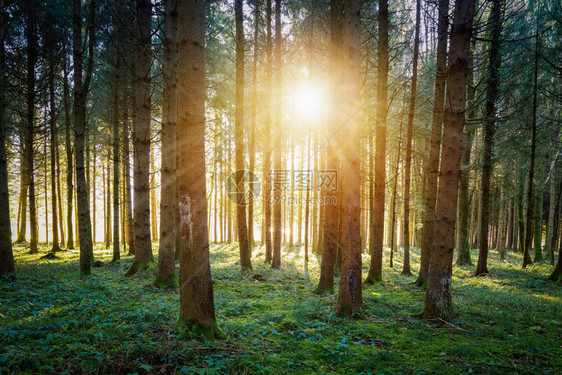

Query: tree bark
[
  {"left": 49, "top": 57, "right": 61, "bottom": 252},
  {"left": 25, "top": 0, "right": 38, "bottom": 255},
  {"left": 127, "top": 0, "right": 154, "bottom": 276},
  {"left": 475, "top": 0, "right": 502, "bottom": 276},
  {"left": 365, "top": 0, "right": 389, "bottom": 284},
  {"left": 401, "top": 0, "right": 421, "bottom": 277},
  {"left": 417, "top": 0, "right": 448, "bottom": 285},
  {"left": 73, "top": 0, "right": 95, "bottom": 275},
  {"left": 263, "top": 0, "right": 273, "bottom": 263},
  {"left": 235, "top": 0, "right": 251, "bottom": 271},
  {"left": 317, "top": 0, "right": 343, "bottom": 295},
  {"left": 63, "top": 44, "right": 74, "bottom": 250},
  {"left": 271, "top": 0, "right": 282, "bottom": 269},
  {"left": 424, "top": 0, "right": 475, "bottom": 320},
  {"left": 0, "top": 0, "right": 15, "bottom": 279},
  {"left": 177, "top": 0, "right": 222, "bottom": 338},
  {"left": 157, "top": 0, "right": 178, "bottom": 286},
  {"left": 335, "top": 0, "right": 362, "bottom": 317}
]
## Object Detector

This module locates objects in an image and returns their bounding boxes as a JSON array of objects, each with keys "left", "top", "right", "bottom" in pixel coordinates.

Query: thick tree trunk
[
  {"left": 475, "top": 0, "right": 502, "bottom": 276},
  {"left": 235, "top": 0, "right": 251, "bottom": 271},
  {"left": 402, "top": 0, "right": 421, "bottom": 277},
  {"left": 365, "top": 0, "right": 389, "bottom": 284},
  {"left": 417, "top": 0, "right": 448, "bottom": 285},
  {"left": 317, "top": 0, "right": 343, "bottom": 295},
  {"left": 0, "top": 0, "right": 15, "bottom": 279},
  {"left": 177, "top": 0, "right": 221, "bottom": 338},
  {"left": 271, "top": 0, "right": 282, "bottom": 269},
  {"left": 127, "top": 0, "right": 154, "bottom": 276},
  {"left": 157, "top": 0, "right": 178, "bottom": 286},
  {"left": 424, "top": 0, "right": 475, "bottom": 320},
  {"left": 335, "top": 0, "right": 362, "bottom": 317}
]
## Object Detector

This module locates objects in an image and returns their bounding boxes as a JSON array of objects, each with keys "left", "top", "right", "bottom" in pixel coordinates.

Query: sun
[{"left": 290, "top": 83, "right": 326, "bottom": 122}]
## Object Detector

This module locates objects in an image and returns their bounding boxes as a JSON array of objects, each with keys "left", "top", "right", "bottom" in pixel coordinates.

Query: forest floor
[{"left": 1, "top": 242, "right": 561, "bottom": 374}]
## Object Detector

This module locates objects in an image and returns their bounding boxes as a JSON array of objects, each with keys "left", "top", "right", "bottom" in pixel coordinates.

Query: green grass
[{"left": 1, "top": 242, "right": 561, "bottom": 374}]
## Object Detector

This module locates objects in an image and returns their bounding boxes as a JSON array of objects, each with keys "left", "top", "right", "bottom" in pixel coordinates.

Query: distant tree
[{"left": 424, "top": 0, "right": 475, "bottom": 320}]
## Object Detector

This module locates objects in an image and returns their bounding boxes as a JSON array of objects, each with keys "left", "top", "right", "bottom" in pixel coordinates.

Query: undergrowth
[{"left": 0, "top": 242, "right": 561, "bottom": 374}]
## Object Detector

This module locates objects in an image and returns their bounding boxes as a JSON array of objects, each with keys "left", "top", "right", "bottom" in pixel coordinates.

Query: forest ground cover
[{"left": 1, "top": 243, "right": 561, "bottom": 374}]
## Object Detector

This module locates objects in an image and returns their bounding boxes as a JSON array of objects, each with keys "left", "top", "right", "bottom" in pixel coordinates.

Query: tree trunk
[
  {"left": 234, "top": 0, "right": 251, "bottom": 271},
  {"left": 0, "top": 0, "right": 15, "bottom": 279},
  {"left": 73, "top": 0, "right": 95, "bottom": 275},
  {"left": 335, "top": 0, "right": 362, "bottom": 317},
  {"left": 248, "top": 0, "right": 260, "bottom": 251},
  {"left": 365, "top": 0, "right": 389, "bottom": 284},
  {"left": 49, "top": 58, "right": 61, "bottom": 252},
  {"left": 177, "top": 0, "right": 221, "bottom": 338},
  {"left": 263, "top": 0, "right": 273, "bottom": 263},
  {"left": 25, "top": 0, "right": 38, "bottom": 255},
  {"left": 424, "top": 0, "right": 475, "bottom": 320},
  {"left": 417, "top": 0, "right": 448, "bottom": 285},
  {"left": 63, "top": 47, "right": 74, "bottom": 250},
  {"left": 271, "top": 0, "right": 283, "bottom": 269},
  {"left": 123, "top": 82, "right": 134, "bottom": 255},
  {"left": 317, "top": 0, "right": 343, "bottom": 295},
  {"left": 523, "top": 29, "right": 540, "bottom": 268},
  {"left": 157, "top": 0, "right": 178, "bottom": 286},
  {"left": 127, "top": 0, "right": 154, "bottom": 276},
  {"left": 402, "top": 0, "right": 420, "bottom": 277},
  {"left": 112, "top": 26, "right": 121, "bottom": 262},
  {"left": 475, "top": 0, "right": 502, "bottom": 276}
]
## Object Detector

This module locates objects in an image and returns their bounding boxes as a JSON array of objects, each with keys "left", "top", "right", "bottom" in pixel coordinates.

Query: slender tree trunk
[
  {"left": 523, "top": 28, "right": 540, "bottom": 268},
  {"left": 123, "top": 83, "right": 133, "bottom": 254},
  {"left": 235, "top": 0, "right": 251, "bottom": 271},
  {"left": 263, "top": 0, "right": 273, "bottom": 263},
  {"left": 365, "top": 0, "right": 389, "bottom": 284},
  {"left": 248, "top": 0, "right": 260, "bottom": 251},
  {"left": 25, "top": 0, "right": 38, "bottom": 254},
  {"left": 455, "top": 40, "right": 476, "bottom": 266},
  {"left": 424, "top": 0, "right": 475, "bottom": 320},
  {"left": 401, "top": 0, "right": 420, "bottom": 277},
  {"left": 127, "top": 0, "right": 154, "bottom": 275},
  {"left": 335, "top": 0, "right": 362, "bottom": 316},
  {"left": 150, "top": 144, "right": 157, "bottom": 242},
  {"left": 271, "top": 0, "right": 283, "bottom": 269},
  {"left": 73, "top": 0, "right": 95, "bottom": 274},
  {"left": 48, "top": 58, "right": 61, "bottom": 252},
  {"left": 475, "top": 0, "right": 502, "bottom": 275},
  {"left": 317, "top": 0, "right": 343, "bottom": 295},
  {"left": 417, "top": 0, "right": 448, "bottom": 285},
  {"left": 157, "top": 0, "right": 178, "bottom": 286},
  {"left": 177, "top": 0, "right": 221, "bottom": 337},
  {"left": 63, "top": 49, "right": 74, "bottom": 250},
  {"left": 0, "top": 0, "right": 15, "bottom": 279},
  {"left": 112, "top": 32, "right": 121, "bottom": 262}
]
